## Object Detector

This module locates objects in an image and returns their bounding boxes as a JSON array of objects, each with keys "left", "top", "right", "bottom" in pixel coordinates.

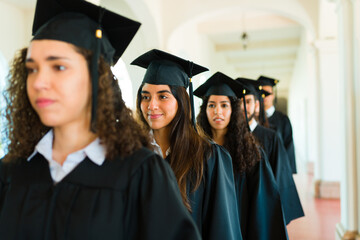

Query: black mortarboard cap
[
  {"left": 235, "top": 77, "right": 271, "bottom": 99},
  {"left": 131, "top": 49, "right": 208, "bottom": 88},
  {"left": 237, "top": 78, "right": 272, "bottom": 126},
  {"left": 235, "top": 78, "right": 258, "bottom": 97},
  {"left": 32, "top": 0, "right": 140, "bottom": 64},
  {"left": 257, "top": 75, "right": 279, "bottom": 87},
  {"left": 32, "top": 0, "right": 141, "bottom": 132},
  {"left": 194, "top": 72, "right": 246, "bottom": 98}
]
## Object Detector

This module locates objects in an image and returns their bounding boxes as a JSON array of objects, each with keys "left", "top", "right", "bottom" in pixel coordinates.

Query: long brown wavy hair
[
  {"left": 136, "top": 84, "right": 211, "bottom": 210},
  {"left": 3, "top": 46, "right": 150, "bottom": 162},
  {"left": 197, "top": 96, "right": 260, "bottom": 173}
]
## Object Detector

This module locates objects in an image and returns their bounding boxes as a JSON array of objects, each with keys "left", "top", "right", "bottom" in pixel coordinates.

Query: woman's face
[
  {"left": 140, "top": 83, "right": 178, "bottom": 131},
  {"left": 26, "top": 40, "right": 91, "bottom": 128},
  {"left": 206, "top": 95, "right": 232, "bottom": 131}
]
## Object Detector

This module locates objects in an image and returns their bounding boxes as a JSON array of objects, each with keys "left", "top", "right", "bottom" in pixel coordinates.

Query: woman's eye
[
  {"left": 26, "top": 67, "right": 37, "bottom": 74},
  {"left": 208, "top": 104, "right": 214, "bottom": 108},
  {"left": 222, "top": 104, "right": 229, "bottom": 108},
  {"left": 160, "top": 95, "right": 168, "bottom": 100},
  {"left": 141, "top": 95, "right": 150, "bottom": 100},
  {"left": 54, "top": 65, "right": 66, "bottom": 71}
]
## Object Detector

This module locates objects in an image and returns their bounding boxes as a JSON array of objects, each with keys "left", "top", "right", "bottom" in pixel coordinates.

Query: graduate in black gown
[
  {"left": 132, "top": 50, "right": 242, "bottom": 240},
  {"left": 195, "top": 72, "right": 288, "bottom": 240},
  {"left": 236, "top": 77, "right": 304, "bottom": 224},
  {"left": 258, "top": 75, "right": 297, "bottom": 174},
  {"left": 0, "top": 0, "right": 201, "bottom": 239}
]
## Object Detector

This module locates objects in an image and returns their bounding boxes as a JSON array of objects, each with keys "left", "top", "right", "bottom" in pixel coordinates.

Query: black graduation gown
[
  {"left": 0, "top": 148, "right": 201, "bottom": 240},
  {"left": 235, "top": 149, "right": 288, "bottom": 240},
  {"left": 172, "top": 143, "right": 242, "bottom": 240},
  {"left": 268, "top": 110, "right": 297, "bottom": 174},
  {"left": 252, "top": 125, "right": 304, "bottom": 224}
]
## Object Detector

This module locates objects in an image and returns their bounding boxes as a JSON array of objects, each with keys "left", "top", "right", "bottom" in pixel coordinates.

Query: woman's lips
[
  {"left": 36, "top": 98, "right": 55, "bottom": 108},
  {"left": 149, "top": 114, "right": 163, "bottom": 120},
  {"left": 214, "top": 118, "right": 224, "bottom": 123}
]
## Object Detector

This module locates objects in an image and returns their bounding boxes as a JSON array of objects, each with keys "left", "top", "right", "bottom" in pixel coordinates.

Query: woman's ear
[{"left": 255, "top": 100, "right": 260, "bottom": 113}]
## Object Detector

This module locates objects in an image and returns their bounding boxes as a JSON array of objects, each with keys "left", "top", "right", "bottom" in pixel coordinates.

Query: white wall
[
  {"left": 288, "top": 29, "right": 311, "bottom": 174},
  {"left": 0, "top": 1, "right": 33, "bottom": 62},
  {"left": 316, "top": 39, "right": 342, "bottom": 182},
  {"left": 166, "top": 21, "right": 214, "bottom": 115}
]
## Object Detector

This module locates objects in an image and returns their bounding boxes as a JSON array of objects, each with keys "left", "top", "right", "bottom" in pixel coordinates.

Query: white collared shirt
[
  {"left": 266, "top": 105, "right": 275, "bottom": 118},
  {"left": 249, "top": 120, "right": 258, "bottom": 132},
  {"left": 27, "top": 130, "right": 106, "bottom": 183},
  {"left": 149, "top": 130, "right": 170, "bottom": 158}
]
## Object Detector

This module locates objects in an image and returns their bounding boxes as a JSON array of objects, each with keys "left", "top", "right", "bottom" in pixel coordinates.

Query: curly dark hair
[
  {"left": 3, "top": 46, "right": 150, "bottom": 162},
  {"left": 136, "top": 84, "right": 211, "bottom": 211},
  {"left": 197, "top": 96, "right": 260, "bottom": 173}
]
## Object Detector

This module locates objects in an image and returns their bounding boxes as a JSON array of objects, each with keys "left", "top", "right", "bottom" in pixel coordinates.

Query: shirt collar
[
  {"left": 249, "top": 120, "right": 258, "bottom": 132},
  {"left": 266, "top": 105, "right": 275, "bottom": 118},
  {"left": 149, "top": 130, "right": 170, "bottom": 157},
  {"left": 27, "top": 130, "right": 106, "bottom": 166}
]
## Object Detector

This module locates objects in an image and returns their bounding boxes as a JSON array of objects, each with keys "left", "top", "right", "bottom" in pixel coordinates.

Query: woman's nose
[
  {"left": 148, "top": 98, "right": 159, "bottom": 110},
  {"left": 215, "top": 105, "right": 222, "bottom": 114},
  {"left": 31, "top": 68, "right": 50, "bottom": 90}
]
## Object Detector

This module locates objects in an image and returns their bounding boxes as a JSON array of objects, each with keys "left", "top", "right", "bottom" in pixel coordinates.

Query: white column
[
  {"left": 335, "top": 0, "right": 359, "bottom": 238},
  {"left": 353, "top": 0, "right": 360, "bottom": 233},
  {"left": 314, "top": 39, "right": 342, "bottom": 183}
]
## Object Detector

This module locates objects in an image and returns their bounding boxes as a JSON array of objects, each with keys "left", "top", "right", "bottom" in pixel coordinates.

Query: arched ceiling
[{"left": 197, "top": 10, "right": 304, "bottom": 90}]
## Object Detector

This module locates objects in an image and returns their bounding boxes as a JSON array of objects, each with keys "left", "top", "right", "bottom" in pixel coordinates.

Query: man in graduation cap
[
  {"left": 258, "top": 75, "right": 297, "bottom": 174},
  {"left": 237, "top": 77, "right": 304, "bottom": 225},
  {"left": 0, "top": 0, "right": 203, "bottom": 239}
]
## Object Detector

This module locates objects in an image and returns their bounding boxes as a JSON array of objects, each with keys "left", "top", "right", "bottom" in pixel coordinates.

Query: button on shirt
[
  {"left": 266, "top": 105, "right": 275, "bottom": 118},
  {"left": 27, "top": 130, "right": 106, "bottom": 183}
]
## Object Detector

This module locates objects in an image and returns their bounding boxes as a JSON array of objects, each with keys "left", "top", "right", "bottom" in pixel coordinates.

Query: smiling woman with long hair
[
  {"left": 195, "top": 72, "right": 289, "bottom": 240},
  {"left": 133, "top": 49, "right": 242, "bottom": 240},
  {"left": 0, "top": 0, "right": 201, "bottom": 239}
]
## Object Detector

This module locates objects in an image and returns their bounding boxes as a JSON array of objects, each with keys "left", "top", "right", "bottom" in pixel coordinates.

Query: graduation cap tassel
[
  {"left": 90, "top": 7, "right": 106, "bottom": 132},
  {"left": 242, "top": 96, "right": 250, "bottom": 131},
  {"left": 259, "top": 97, "right": 265, "bottom": 126},
  {"left": 188, "top": 62, "right": 197, "bottom": 131}
]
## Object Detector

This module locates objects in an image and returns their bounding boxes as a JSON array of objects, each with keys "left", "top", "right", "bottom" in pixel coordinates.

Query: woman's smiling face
[{"left": 140, "top": 83, "right": 178, "bottom": 131}]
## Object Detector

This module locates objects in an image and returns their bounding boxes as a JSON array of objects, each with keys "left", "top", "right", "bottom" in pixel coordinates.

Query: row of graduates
[{"left": 0, "top": 0, "right": 303, "bottom": 239}]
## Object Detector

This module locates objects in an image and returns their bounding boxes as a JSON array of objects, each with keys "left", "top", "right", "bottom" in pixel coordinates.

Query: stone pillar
[{"left": 334, "top": 0, "right": 359, "bottom": 239}]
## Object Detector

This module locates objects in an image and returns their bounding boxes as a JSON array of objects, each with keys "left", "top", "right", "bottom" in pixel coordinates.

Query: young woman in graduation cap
[
  {"left": 0, "top": 0, "right": 202, "bottom": 239},
  {"left": 195, "top": 72, "right": 289, "bottom": 240},
  {"left": 133, "top": 49, "right": 242, "bottom": 240}
]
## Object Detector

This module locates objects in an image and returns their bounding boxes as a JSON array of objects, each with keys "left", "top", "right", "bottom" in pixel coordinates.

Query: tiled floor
[{"left": 287, "top": 174, "right": 341, "bottom": 240}]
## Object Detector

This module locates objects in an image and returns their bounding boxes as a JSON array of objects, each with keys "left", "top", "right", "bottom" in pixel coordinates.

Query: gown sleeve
[
  {"left": 244, "top": 149, "right": 289, "bottom": 240},
  {"left": 125, "top": 153, "right": 201, "bottom": 240},
  {"left": 201, "top": 144, "right": 243, "bottom": 240},
  {"left": 0, "top": 159, "right": 9, "bottom": 215},
  {"left": 282, "top": 116, "right": 297, "bottom": 173},
  {"left": 273, "top": 135, "right": 304, "bottom": 224}
]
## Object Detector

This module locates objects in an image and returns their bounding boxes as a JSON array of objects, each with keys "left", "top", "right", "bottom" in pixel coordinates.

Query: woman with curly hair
[
  {"left": 132, "top": 49, "right": 242, "bottom": 240},
  {"left": 195, "top": 72, "right": 288, "bottom": 240},
  {"left": 0, "top": 0, "right": 201, "bottom": 239}
]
